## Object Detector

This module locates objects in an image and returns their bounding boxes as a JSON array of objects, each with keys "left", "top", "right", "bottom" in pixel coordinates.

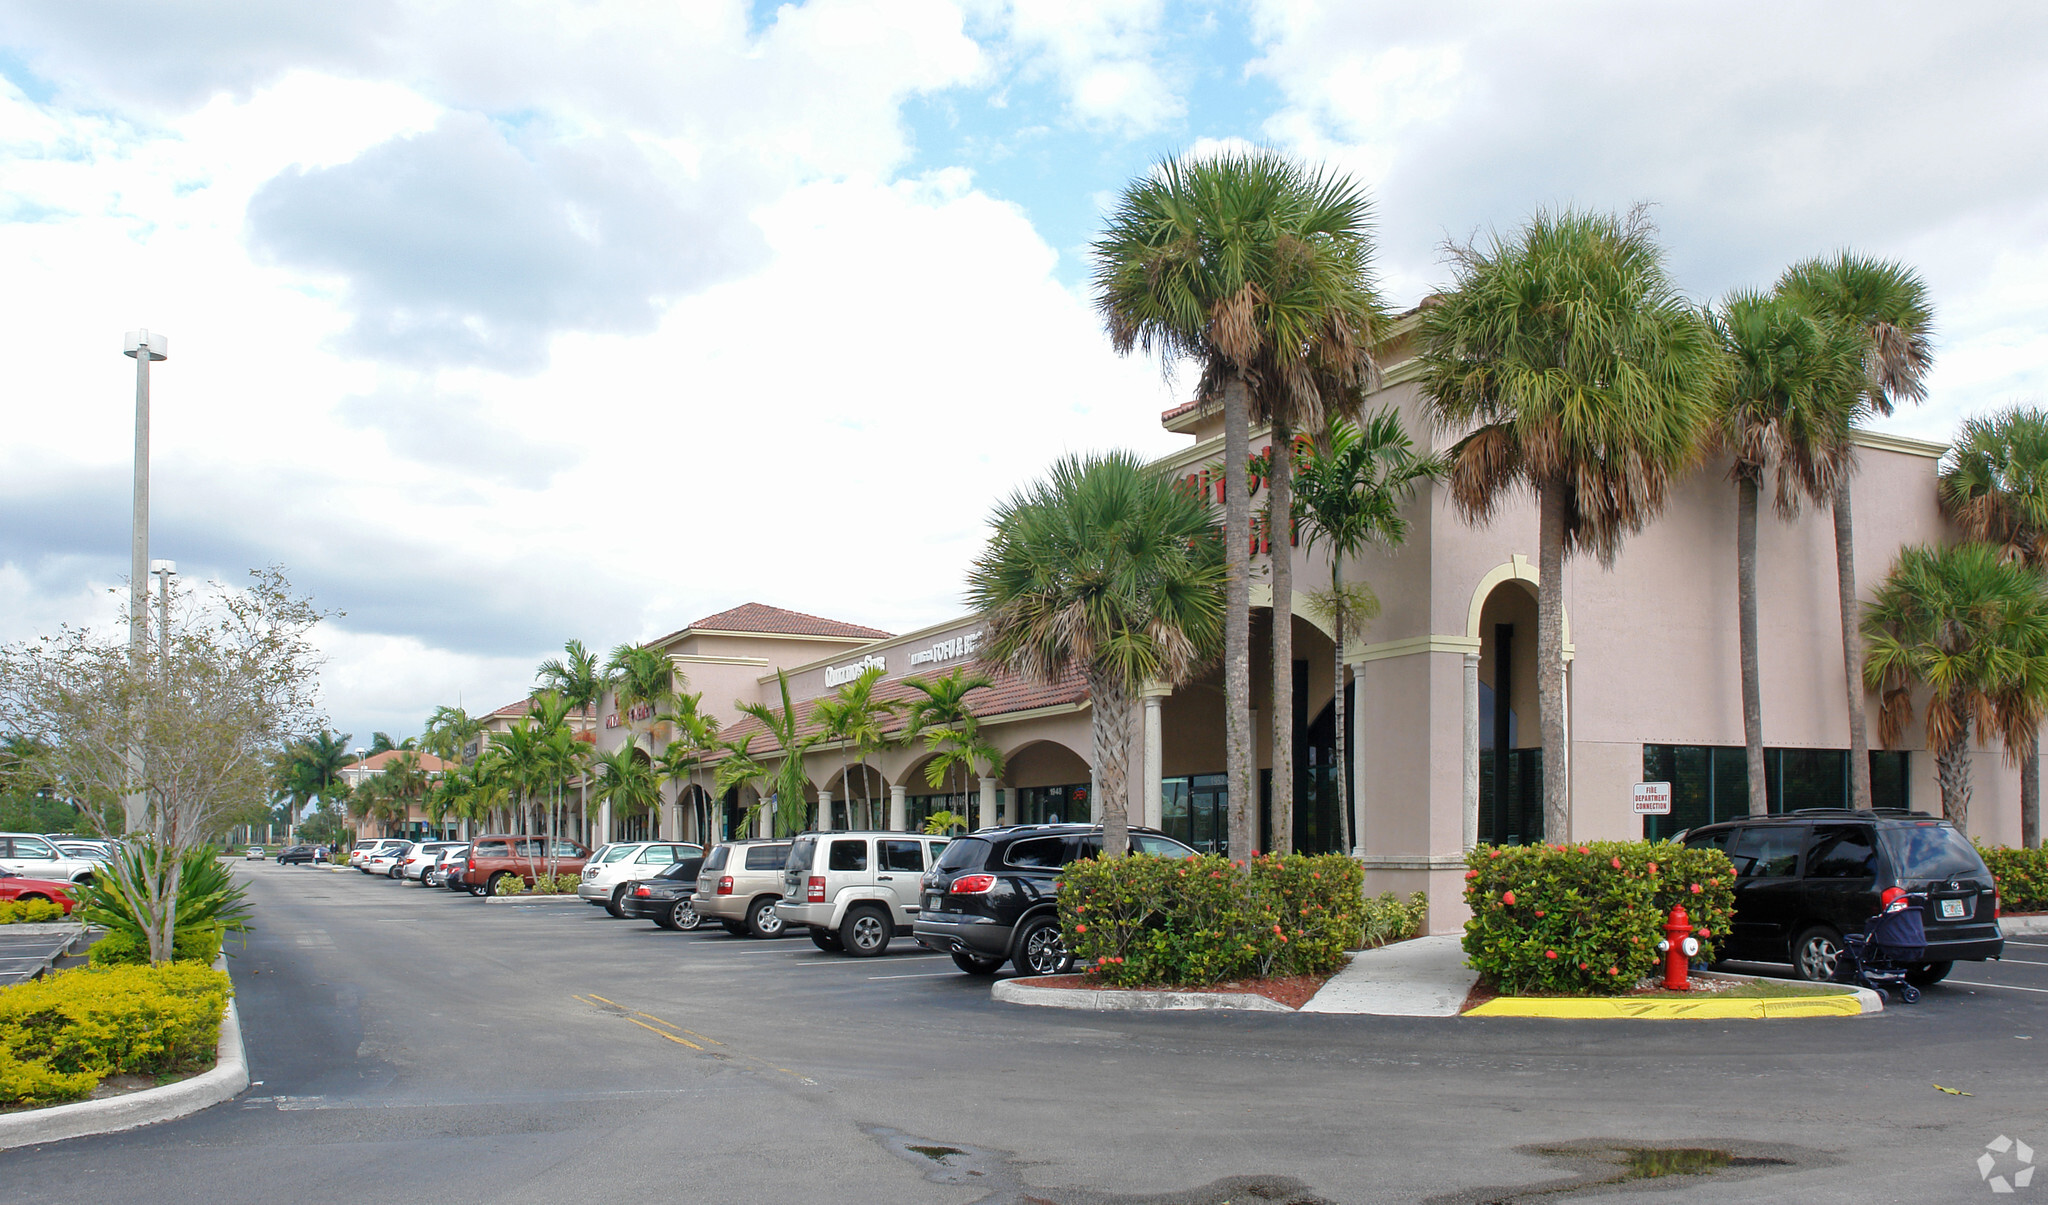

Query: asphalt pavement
[{"left": 2, "top": 862, "right": 2044, "bottom": 1204}]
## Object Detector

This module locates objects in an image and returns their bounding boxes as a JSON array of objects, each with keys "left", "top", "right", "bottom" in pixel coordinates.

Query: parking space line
[
  {"left": 1994, "top": 957, "right": 2048, "bottom": 967},
  {"left": 1948, "top": 980, "right": 2048, "bottom": 995},
  {"left": 866, "top": 972, "right": 959, "bottom": 980}
]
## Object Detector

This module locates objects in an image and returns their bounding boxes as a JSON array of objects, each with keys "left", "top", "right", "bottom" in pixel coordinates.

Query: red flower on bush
[
  {"left": 1608, "top": 966, "right": 1619, "bottom": 976},
  {"left": 1074, "top": 923, "right": 1088, "bottom": 933},
  {"left": 1610, "top": 856, "right": 1623, "bottom": 870},
  {"left": 1647, "top": 861, "right": 1658, "bottom": 874},
  {"left": 1576, "top": 846, "right": 1589, "bottom": 855},
  {"left": 1690, "top": 883, "right": 1702, "bottom": 894},
  {"left": 1697, "top": 927, "right": 1711, "bottom": 938},
  {"left": 1579, "top": 962, "right": 1589, "bottom": 971},
  {"left": 1534, "top": 909, "right": 1545, "bottom": 917},
  {"left": 1465, "top": 869, "right": 1479, "bottom": 880},
  {"left": 1502, "top": 890, "right": 1516, "bottom": 906},
  {"left": 1545, "top": 949, "right": 1558, "bottom": 959}
]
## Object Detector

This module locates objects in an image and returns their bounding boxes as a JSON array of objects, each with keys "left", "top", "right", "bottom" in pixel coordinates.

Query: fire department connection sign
[{"left": 1633, "top": 782, "right": 1672, "bottom": 814}]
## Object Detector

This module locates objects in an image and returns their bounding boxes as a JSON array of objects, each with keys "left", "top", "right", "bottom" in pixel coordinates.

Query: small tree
[
  {"left": 732, "top": 671, "right": 820, "bottom": 838},
  {"left": 0, "top": 568, "right": 326, "bottom": 963},
  {"left": 901, "top": 668, "right": 998, "bottom": 832}
]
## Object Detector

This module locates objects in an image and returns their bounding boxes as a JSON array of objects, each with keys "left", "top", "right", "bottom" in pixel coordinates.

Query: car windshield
[
  {"left": 933, "top": 837, "right": 991, "bottom": 872},
  {"left": 786, "top": 836, "right": 817, "bottom": 877},
  {"left": 1881, "top": 824, "right": 1986, "bottom": 881}
]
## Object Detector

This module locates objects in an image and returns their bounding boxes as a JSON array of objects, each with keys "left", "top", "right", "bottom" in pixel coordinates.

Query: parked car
[
  {"left": 0, "top": 833, "right": 103, "bottom": 885},
  {"left": 1680, "top": 808, "right": 2005, "bottom": 984},
  {"left": 579, "top": 842, "right": 705, "bottom": 916},
  {"left": 462, "top": 835, "right": 592, "bottom": 897},
  {"left": 619, "top": 857, "right": 707, "bottom": 930},
  {"left": 914, "top": 823, "right": 1197, "bottom": 976},
  {"left": 349, "top": 839, "right": 405, "bottom": 870},
  {"left": 244, "top": 846, "right": 266, "bottom": 860},
  {"left": 365, "top": 842, "right": 416, "bottom": 878},
  {"left": 0, "top": 868, "right": 77, "bottom": 913},
  {"left": 693, "top": 840, "right": 795, "bottom": 937},
  {"left": 398, "top": 841, "right": 463, "bottom": 883},
  {"left": 775, "top": 831, "right": 953, "bottom": 955},
  {"left": 276, "top": 845, "right": 319, "bottom": 865},
  {"left": 422, "top": 844, "right": 469, "bottom": 887},
  {"left": 53, "top": 840, "right": 115, "bottom": 862}
]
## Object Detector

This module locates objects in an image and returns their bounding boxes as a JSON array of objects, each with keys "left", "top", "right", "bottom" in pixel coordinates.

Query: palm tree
[
  {"left": 732, "top": 671, "right": 820, "bottom": 838},
  {"left": 1293, "top": 409, "right": 1440, "bottom": 853},
  {"left": 279, "top": 730, "right": 354, "bottom": 824},
  {"left": 537, "top": 639, "right": 602, "bottom": 837},
  {"left": 1093, "top": 148, "right": 1383, "bottom": 859},
  {"left": 1778, "top": 253, "right": 1936, "bottom": 811},
  {"left": 367, "top": 732, "right": 417, "bottom": 755},
  {"left": 901, "top": 668, "right": 997, "bottom": 832},
  {"left": 1941, "top": 405, "right": 2048, "bottom": 847},
  {"left": 1863, "top": 542, "right": 2048, "bottom": 832},
  {"left": 590, "top": 744, "right": 662, "bottom": 839},
  {"left": 1419, "top": 206, "right": 1725, "bottom": 842},
  {"left": 919, "top": 719, "right": 1004, "bottom": 832},
  {"left": 712, "top": 734, "right": 772, "bottom": 838},
  {"left": 966, "top": 452, "right": 1228, "bottom": 856},
  {"left": 601, "top": 642, "right": 676, "bottom": 841},
  {"left": 808, "top": 665, "right": 893, "bottom": 828},
  {"left": 659, "top": 689, "right": 721, "bottom": 841},
  {"left": 1713, "top": 289, "right": 1866, "bottom": 814}
]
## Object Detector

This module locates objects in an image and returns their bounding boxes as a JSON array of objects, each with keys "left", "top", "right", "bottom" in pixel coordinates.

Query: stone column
[
  {"left": 756, "top": 793, "right": 771, "bottom": 839},
  {"left": 890, "top": 785, "right": 908, "bottom": 833},
  {"left": 978, "top": 776, "right": 997, "bottom": 831},
  {"left": 598, "top": 801, "right": 612, "bottom": 848},
  {"left": 1463, "top": 652, "right": 1480, "bottom": 853},
  {"left": 1350, "top": 660, "right": 1366, "bottom": 856},
  {"left": 1088, "top": 776, "right": 1100, "bottom": 822},
  {"left": 818, "top": 789, "right": 834, "bottom": 832},
  {"left": 1140, "top": 687, "right": 1166, "bottom": 831}
]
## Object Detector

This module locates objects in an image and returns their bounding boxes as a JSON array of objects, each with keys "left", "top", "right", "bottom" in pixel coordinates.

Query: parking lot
[{"left": 6, "top": 859, "right": 2047, "bottom": 1204}]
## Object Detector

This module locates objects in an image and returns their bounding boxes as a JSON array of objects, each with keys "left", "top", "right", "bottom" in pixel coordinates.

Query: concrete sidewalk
[{"left": 1300, "top": 933, "right": 1476, "bottom": 1016}]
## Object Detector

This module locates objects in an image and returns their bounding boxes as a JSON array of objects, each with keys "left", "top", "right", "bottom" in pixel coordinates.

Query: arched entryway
[
  {"left": 823, "top": 763, "right": 890, "bottom": 830},
  {"left": 1000, "top": 740, "right": 1094, "bottom": 826},
  {"left": 1474, "top": 576, "right": 1544, "bottom": 844}
]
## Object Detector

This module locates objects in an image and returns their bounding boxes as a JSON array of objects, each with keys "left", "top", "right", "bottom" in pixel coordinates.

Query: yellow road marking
[
  {"left": 1465, "top": 993, "right": 1864, "bottom": 1019},
  {"left": 627, "top": 1018, "right": 704, "bottom": 1049},
  {"left": 576, "top": 993, "right": 811, "bottom": 1082}
]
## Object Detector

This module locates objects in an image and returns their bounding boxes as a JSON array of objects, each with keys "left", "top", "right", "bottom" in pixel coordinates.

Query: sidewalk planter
[{"left": 1977, "top": 844, "right": 2048, "bottom": 913}]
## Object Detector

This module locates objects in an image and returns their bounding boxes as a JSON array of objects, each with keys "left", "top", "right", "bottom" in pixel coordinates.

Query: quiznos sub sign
[{"left": 824, "top": 655, "right": 887, "bottom": 687}]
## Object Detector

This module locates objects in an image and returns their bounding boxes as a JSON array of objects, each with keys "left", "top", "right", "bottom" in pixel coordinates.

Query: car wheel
[
  {"left": 810, "top": 927, "right": 843, "bottom": 952},
  {"left": 721, "top": 920, "right": 748, "bottom": 936},
  {"left": 1791, "top": 925, "right": 1844, "bottom": 982},
  {"left": 951, "top": 950, "right": 1003, "bottom": 975},
  {"left": 607, "top": 886, "right": 628, "bottom": 919},
  {"left": 747, "top": 897, "right": 786, "bottom": 939},
  {"left": 1906, "top": 961, "right": 1953, "bottom": 987},
  {"left": 486, "top": 872, "right": 513, "bottom": 897},
  {"left": 1013, "top": 915, "right": 1072, "bottom": 977},
  {"left": 19, "top": 894, "right": 48, "bottom": 905},
  {"left": 672, "top": 901, "right": 702, "bottom": 931},
  {"left": 839, "top": 906, "right": 890, "bottom": 957}
]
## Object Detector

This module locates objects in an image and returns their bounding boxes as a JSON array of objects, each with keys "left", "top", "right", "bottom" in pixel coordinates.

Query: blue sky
[{"left": 1, "top": 1, "right": 2044, "bottom": 744}]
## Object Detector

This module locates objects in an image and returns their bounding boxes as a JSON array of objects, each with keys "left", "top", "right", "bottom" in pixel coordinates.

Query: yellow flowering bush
[{"left": 0, "top": 962, "right": 230, "bottom": 1106}]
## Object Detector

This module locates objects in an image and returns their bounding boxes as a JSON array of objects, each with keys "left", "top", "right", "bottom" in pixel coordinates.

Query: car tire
[
  {"left": 670, "top": 901, "right": 702, "bottom": 931},
  {"left": 1906, "top": 961, "right": 1953, "bottom": 987},
  {"left": 747, "top": 897, "right": 786, "bottom": 939},
  {"left": 721, "top": 920, "right": 749, "bottom": 936},
  {"left": 810, "top": 927, "right": 843, "bottom": 952},
  {"left": 839, "top": 905, "right": 891, "bottom": 957},
  {"left": 1012, "top": 914, "right": 1072, "bottom": 977},
  {"left": 607, "top": 886, "right": 628, "bottom": 919},
  {"left": 1791, "top": 925, "right": 1844, "bottom": 982},
  {"left": 951, "top": 950, "right": 1003, "bottom": 975},
  {"left": 486, "top": 872, "right": 514, "bottom": 897}
]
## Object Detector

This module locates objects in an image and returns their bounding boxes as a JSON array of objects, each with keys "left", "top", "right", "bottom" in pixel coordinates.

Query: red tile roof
[
  {"left": 343, "top": 750, "right": 455, "bottom": 773},
  {"left": 712, "top": 662, "right": 1087, "bottom": 758},
  {"left": 681, "top": 602, "right": 891, "bottom": 640}
]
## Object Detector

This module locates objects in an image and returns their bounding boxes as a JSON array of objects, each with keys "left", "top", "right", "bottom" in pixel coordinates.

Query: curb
[
  {"left": 992, "top": 976, "right": 1293, "bottom": 1012},
  {"left": 0, "top": 960, "right": 248, "bottom": 1151},
  {"left": 482, "top": 894, "right": 591, "bottom": 906},
  {"left": 1465, "top": 973, "right": 1882, "bottom": 1020},
  {"left": 2001, "top": 914, "right": 2048, "bottom": 936}
]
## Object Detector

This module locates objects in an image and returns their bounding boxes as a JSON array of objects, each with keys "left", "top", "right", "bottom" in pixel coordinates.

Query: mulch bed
[{"left": 1025, "top": 969, "right": 1339, "bottom": 1010}]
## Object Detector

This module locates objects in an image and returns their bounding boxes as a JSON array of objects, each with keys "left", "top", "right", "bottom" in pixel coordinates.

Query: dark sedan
[
  {"left": 619, "top": 858, "right": 704, "bottom": 931},
  {"left": 276, "top": 845, "right": 319, "bottom": 865}
]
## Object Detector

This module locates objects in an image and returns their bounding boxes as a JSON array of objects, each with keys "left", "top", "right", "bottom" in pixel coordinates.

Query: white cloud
[{"left": 998, "top": 0, "right": 1183, "bottom": 136}]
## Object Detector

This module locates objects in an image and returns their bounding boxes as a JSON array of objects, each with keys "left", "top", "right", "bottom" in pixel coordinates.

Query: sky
[{"left": 2, "top": 1, "right": 2044, "bottom": 747}]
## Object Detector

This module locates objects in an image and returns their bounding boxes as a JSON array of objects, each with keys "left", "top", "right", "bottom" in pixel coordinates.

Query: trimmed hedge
[
  {"left": 1059, "top": 853, "right": 1365, "bottom": 987},
  {"left": 1462, "top": 841, "right": 1737, "bottom": 996},
  {"left": 89, "top": 922, "right": 225, "bottom": 968},
  {"left": 1977, "top": 844, "right": 2048, "bottom": 913},
  {"left": 0, "top": 900, "right": 66, "bottom": 925},
  {"left": 0, "top": 962, "right": 230, "bottom": 1106}
]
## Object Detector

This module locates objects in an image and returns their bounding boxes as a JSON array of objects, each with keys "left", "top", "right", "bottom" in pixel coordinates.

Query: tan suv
[{"left": 692, "top": 840, "right": 794, "bottom": 937}]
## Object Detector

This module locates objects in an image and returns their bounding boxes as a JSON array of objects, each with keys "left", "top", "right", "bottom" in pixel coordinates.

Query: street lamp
[
  {"left": 121, "top": 329, "right": 167, "bottom": 835},
  {"left": 149, "top": 560, "right": 176, "bottom": 668}
]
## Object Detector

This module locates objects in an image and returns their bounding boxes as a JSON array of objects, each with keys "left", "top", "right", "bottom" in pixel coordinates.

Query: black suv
[
  {"left": 913, "top": 823, "right": 1196, "bottom": 977},
  {"left": 1680, "top": 809, "right": 2003, "bottom": 984}
]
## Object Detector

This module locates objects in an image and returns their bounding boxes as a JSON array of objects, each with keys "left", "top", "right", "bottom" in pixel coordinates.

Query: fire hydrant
[{"left": 1656, "top": 904, "right": 1701, "bottom": 990}]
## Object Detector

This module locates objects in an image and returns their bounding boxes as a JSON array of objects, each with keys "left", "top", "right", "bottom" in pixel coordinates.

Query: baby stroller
[{"left": 1837, "top": 887, "right": 1927, "bottom": 1004}]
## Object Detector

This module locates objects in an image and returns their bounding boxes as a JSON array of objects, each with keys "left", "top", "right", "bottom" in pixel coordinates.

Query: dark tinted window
[
  {"left": 1683, "top": 828, "right": 1735, "bottom": 853},
  {"left": 786, "top": 836, "right": 817, "bottom": 874},
  {"left": 934, "top": 838, "right": 991, "bottom": 872},
  {"left": 828, "top": 839, "right": 869, "bottom": 872},
  {"left": 1005, "top": 837, "right": 1069, "bottom": 868},
  {"left": 1728, "top": 826, "right": 1803, "bottom": 878},
  {"left": 1881, "top": 824, "right": 1986, "bottom": 881},
  {"left": 745, "top": 843, "right": 791, "bottom": 871},
  {"left": 703, "top": 846, "right": 729, "bottom": 872},
  {"left": 880, "top": 840, "right": 923, "bottom": 872},
  {"left": 1806, "top": 826, "right": 1878, "bottom": 879},
  {"left": 660, "top": 857, "right": 704, "bottom": 882}
]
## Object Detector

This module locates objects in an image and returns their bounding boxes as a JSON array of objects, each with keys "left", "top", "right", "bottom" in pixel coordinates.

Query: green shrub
[
  {"left": 0, "top": 962, "right": 230, "bottom": 1105},
  {"left": 1977, "top": 844, "right": 2048, "bottom": 913},
  {"left": 1362, "top": 891, "right": 1430, "bottom": 947},
  {"left": 519, "top": 873, "right": 579, "bottom": 895},
  {"left": 0, "top": 899, "right": 67, "bottom": 925},
  {"left": 1059, "top": 852, "right": 1365, "bottom": 987},
  {"left": 88, "top": 922, "right": 224, "bottom": 968},
  {"left": 1462, "top": 841, "right": 1737, "bottom": 996},
  {"left": 73, "top": 842, "right": 250, "bottom": 965},
  {"left": 491, "top": 874, "right": 527, "bottom": 896}
]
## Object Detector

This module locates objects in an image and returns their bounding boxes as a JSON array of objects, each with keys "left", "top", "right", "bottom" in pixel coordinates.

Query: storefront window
[
  {"left": 1641, "top": 745, "right": 1912, "bottom": 839},
  {"left": 1010, "top": 783, "right": 1089, "bottom": 827}
]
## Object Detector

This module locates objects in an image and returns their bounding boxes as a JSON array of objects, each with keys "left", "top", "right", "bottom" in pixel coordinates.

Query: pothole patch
[
  {"left": 1422, "top": 1138, "right": 1835, "bottom": 1204},
  {"left": 865, "top": 1124, "right": 1336, "bottom": 1204}
]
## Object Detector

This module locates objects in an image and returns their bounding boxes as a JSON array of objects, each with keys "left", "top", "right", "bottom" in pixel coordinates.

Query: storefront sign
[
  {"left": 825, "top": 654, "right": 887, "bottom": 687},
  {"left": 1632, "top": 781, "right": 1672, "bottom": 814},
  {"left": 603, "top": 702, "right": 656, "bottom": 729},
  {"left": 909, "top": 632, "right": 979, "bottom": 667}
]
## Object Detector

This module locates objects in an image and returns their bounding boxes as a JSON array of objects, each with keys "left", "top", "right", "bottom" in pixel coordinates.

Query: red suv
[{"left": 464, "top": 835, "right": 591, "bottom": 897}]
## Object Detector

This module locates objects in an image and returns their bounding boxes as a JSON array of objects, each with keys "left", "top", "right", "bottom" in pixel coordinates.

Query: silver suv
[
  {"left": 692, "top": 840, "right": 795, "bottom": 938},
  {"left": 579, "top": 841, "right": 703, "bottom": 916},
  {"left": 774, "top": 831, "right": 951, "bottom": 956}
]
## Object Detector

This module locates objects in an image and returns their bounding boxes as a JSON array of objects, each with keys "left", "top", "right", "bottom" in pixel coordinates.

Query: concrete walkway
[{"left": 1300, "top": 933, "right": 1476, "bottom": 1016}]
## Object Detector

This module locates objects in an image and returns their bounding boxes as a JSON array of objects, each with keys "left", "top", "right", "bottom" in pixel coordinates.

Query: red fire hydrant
[{"left": 1657, "top": 904, "right": 1700, "bottom": 990}]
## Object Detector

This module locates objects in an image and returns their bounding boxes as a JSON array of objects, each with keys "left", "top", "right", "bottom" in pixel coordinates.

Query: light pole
[
  {"left": 122, "top": 329, "right": 167, "bottom": 834},
  {"left": 353, "top": 747, "right": 366, "bottom": 840},
  {"left": 149, "top": 560, "right": 176, "bottom": 670}
]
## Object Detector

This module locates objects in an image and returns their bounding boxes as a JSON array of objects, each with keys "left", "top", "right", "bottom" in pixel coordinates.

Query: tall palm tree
[
  {"left": 1419, "top": 206, "right": 1725, "bottom": 842},
  {"left": 901, "top": 668, "right": 997, "bottom": 831},
  {"left": 919, "top": 718, "right": 1004, "bottom": 832},
  {"left": 1293, "top": 409, "right": 1441, "bottom": 853},
  {"left": 537, "top": 639, "right": 602, "bottom": 837},
  {"left": 808, "top": 665, "right": 892, "bottom": 828},
  {"left": 487, "top": 719, "right": 550, "bottom": 835},
  {"left": 601, "top": 642, "right": 676, "bottom": 842},
  {"left": 659, "top": 689, "right": 721, "bottom": 841},
  {"left": 1864, "top": 543, "right": 2048, "bottom": 833},
  {"left": 590, "top": 745, "right": 662, "bottom": 838},
  {"left": 732, "top": 671, "right": 820, "bottom": 838},
  {"left": 1941, "top": 405, "right": 2048, "bottom": 848},
  {"left": 966, "top": 451, "right": 1228, "bottom": 856},
  {"left": 422, "top": 705, "right": 485, "bottom": 769},
  {"left": 1778, "top": 253, "right": 1936, "bottom": 811},
  {"left": 279, "top": 729, "right": 354, "bottom": 823},
  {"left": 711, "top": 735, "right": 772, "bottom": 839},
  {"left": 1713, "top": 289, "right": 1866, "bottom": 815},
  {"left": 1094, "top": 148, "right": 1382, "bottom": 859}
]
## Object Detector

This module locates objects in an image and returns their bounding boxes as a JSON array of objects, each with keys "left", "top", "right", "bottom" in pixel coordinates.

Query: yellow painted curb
[{"left": 1466, "top": 993, "right": 1864, "bottom": 1019}]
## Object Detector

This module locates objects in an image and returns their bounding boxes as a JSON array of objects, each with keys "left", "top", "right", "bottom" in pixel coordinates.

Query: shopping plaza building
[{"left": 365, "top": 320, "right": 2014, "bottom": 932}]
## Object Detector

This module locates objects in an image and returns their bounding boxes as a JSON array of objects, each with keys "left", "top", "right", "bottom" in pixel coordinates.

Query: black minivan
[{"left": 1680, "top": 809, "right": 2004, "bottom": 985}]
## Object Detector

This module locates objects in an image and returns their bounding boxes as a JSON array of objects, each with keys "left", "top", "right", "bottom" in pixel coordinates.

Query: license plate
[{"left": 1940, "top": 898, "right": 1966, "bottom": 919}]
